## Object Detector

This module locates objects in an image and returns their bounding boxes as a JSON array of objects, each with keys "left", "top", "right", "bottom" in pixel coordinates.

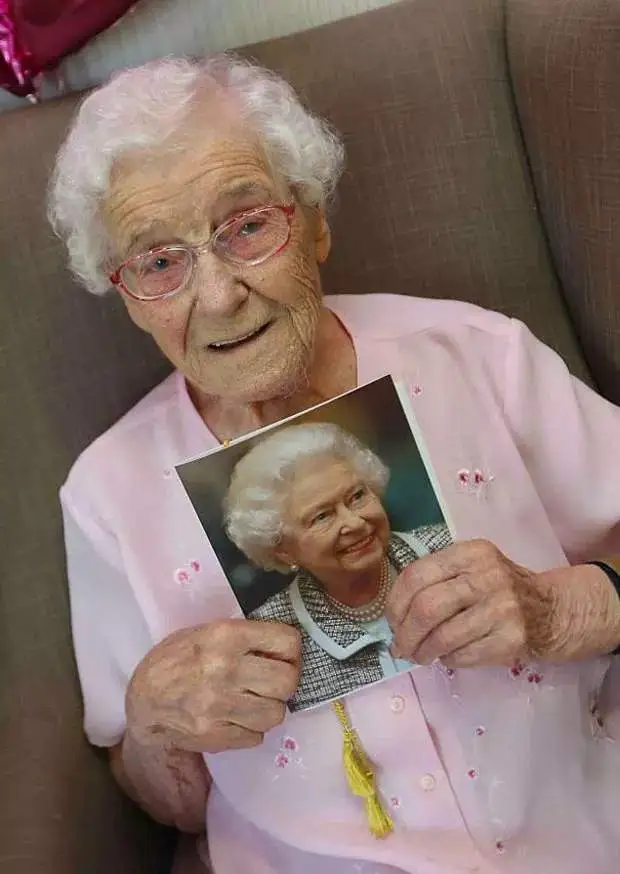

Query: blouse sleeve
[
  {"left": 503, "top": 319, "right": 620, "bottom": 564},
  {"left": 60, "top": 485, "right": 153, "bottom": 748}
]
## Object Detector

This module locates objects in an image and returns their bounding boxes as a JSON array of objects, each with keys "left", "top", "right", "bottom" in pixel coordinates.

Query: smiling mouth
[
  {"left": 340, "top": 534, "right": 375, "bottom": 555},
  {"left": 208, "top": 322, "right": 272, "bottom": 351}
]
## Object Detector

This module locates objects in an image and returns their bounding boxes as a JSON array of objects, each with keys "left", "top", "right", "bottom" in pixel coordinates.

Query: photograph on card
[{"left": 176, "top": 375, "right": 453, "bottom": 711}]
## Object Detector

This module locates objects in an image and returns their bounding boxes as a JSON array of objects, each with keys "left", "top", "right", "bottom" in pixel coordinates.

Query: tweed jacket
[{"left": 249, "top": 524, "right": 452, "bottom": 710}]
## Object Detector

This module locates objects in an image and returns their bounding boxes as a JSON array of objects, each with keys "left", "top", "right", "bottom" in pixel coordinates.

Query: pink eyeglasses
[{"left": 110, "top": 203, "right": 296, "bottom": 301}]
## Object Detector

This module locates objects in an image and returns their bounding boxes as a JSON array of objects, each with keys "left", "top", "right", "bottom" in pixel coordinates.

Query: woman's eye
[
  {"left": 137, "top": 250, "right": 188, "bottom": 282},
  {"left": 152, "top": 257, "right": 171, "bottom": 271},
  {"left": 350, "top": 487, "right": 367, "bottom": 503},
  {"left": 311, "top": 510, "right": 331, "bottom": 526},
  {"left": 238, "top": 220, "right": 264, "bottom": 237},
  {"left": 142, "top": 255, "right": 173, "bottom": 274}
]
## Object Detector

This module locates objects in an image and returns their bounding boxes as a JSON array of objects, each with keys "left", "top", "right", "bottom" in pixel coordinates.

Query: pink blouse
[{"left": 61, "top": 294, "right": 620, "bottom": 874}]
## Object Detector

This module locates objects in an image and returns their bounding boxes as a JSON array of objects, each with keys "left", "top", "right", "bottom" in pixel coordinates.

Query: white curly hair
[
  {"left": 47, "top": 53, "right": 345, "bottom": 296},
  {"left": 224, "top": 422, "right": 390, "bottom": 572}
]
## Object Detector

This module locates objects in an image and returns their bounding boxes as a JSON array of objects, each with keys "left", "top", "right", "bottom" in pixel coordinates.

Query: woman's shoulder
[
  {"left": 326, "top": 293, "right": 514, "bottom": 343},
  {"left": 63, "top": 370, "right": 191, "bottom": 503},
  {"left": 249, "top": 586, "right": 295, "bottom": 622},
  {"left": 397, "top": 523, "right": 453, "bottom": 553}
]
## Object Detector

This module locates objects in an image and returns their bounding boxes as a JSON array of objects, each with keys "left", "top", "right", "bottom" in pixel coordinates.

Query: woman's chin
[{"left": 226, "top": 359, "right": 307, "bottom": 405}]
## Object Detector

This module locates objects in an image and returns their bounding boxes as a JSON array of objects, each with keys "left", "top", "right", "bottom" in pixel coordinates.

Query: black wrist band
[{"left": 589, "top": 561, "right": 620, "bottom": 655}]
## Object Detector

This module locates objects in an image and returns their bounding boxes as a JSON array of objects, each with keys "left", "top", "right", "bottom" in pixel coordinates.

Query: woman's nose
[
  {"left": 194, "top": 251, "right": 249, "bottom": 317},
  {"left": 338, "top": 506, "right": 366, "bottom": 531}
]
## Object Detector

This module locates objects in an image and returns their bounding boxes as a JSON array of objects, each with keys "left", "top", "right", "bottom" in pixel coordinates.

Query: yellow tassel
[{"left": 332, "top": 699, "right": 394, "bottom": 839}]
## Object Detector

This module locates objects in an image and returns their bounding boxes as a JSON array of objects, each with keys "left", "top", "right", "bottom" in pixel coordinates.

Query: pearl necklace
[{"left": 326, "top": 558, "right": 392, "bottom": 622}]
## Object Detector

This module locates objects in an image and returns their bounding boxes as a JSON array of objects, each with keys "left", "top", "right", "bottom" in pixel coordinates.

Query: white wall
[{"left": 0, "top": 0, "right": 397, "bottom": 112}]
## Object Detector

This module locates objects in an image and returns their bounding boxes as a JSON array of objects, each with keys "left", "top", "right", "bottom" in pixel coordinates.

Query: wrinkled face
[
  {"left": 275, "top": 456, "right": 391, "bottom": 583},
  {"left": 102, "top": 98, "right": 331, "bottom": 403}
]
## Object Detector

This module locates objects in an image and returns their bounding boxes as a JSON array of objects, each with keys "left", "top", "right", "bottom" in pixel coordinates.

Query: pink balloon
[
  {"left": 0, "top": 0, "right": 140, "bottom": 98},
  {"left": 0, "top": 3, "right": 32, "bottom": 96}
]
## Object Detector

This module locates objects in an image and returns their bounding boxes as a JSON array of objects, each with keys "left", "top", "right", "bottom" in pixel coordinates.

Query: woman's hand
[
  {"left": 126, "top": 619, "right": 301, "bottom": 753},
  {"left": 386, "top": 539, "right": 620, "bottom": 667}
]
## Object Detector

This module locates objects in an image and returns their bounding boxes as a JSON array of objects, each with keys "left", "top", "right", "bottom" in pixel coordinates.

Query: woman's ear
[
  {"left": 315, "top": 210, "right": 331, "bottom": 264},
  {"left": 306, "top": 205, "right": 331, "bottom": 264},
  {"left": 273, "top": 545, "right": 298, "bottom": 571}
]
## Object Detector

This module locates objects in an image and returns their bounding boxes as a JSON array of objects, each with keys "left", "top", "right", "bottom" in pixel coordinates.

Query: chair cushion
[{"left": 508, "top": 0, "right": 620, "bottom": 404}]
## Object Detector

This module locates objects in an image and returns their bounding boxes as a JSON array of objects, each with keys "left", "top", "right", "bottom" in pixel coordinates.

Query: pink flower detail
[
  {"left": 281, "top": 736, "right": 298, "bottom": 752},
  {"left": 190, "top": 560, "right": 201, "bottom": 573},
  {"left": 475, "top": 726, "right": 486, "bottom": 737},
  {"left": 411, "top": 384, "right": 423, "bottom": 397},
  {"left": 274, "top": 752, "right": 290, "bottom": 768},
  {"left": 174, "top": 568, "right": 191, "bottom": 585},
  {"left": 390, "top": 796, "right": 401, "bottom": 808},
  {"left": 527, "top": 671, "right": 543, "bottom": 685},
  {"left": 445, "top": 667, "right": 456, "bottom": 678},
  {"left": 467, "top": 768, "right": 479, "bottom": 780},
  {"left": 510, "top": 662, "right": 525, "bottom": 678},
  {"left": 495, "top": 840, "right": 506, "bottom": 854},
  {"left": 458, "top": 466, "right": 494, "bottom": 495}
]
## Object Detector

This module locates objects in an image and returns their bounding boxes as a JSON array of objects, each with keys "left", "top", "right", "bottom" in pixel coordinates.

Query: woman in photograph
[{"left": 224, "top": 422, "right": 451, "bottom": 711}]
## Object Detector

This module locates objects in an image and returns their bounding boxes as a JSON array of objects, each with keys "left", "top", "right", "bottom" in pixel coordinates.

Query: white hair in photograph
[
  {"left": 224, "top": 422, "right": 390, "bottom": 572},
  {"left": 47, "top": 53, "right": 345, "bottom": 296}
]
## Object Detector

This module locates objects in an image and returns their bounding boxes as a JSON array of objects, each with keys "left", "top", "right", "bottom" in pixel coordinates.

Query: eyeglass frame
[{"left": 109, "top": 202, "right": 297, "bottom": 302}]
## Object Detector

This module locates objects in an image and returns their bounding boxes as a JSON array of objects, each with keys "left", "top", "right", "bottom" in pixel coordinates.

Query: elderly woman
[
  {"left": 51, "top": 53, "right": 620, "bottom": 874},
  {"left": 225, "top": 422, "right": 452, "bottom": 712}
]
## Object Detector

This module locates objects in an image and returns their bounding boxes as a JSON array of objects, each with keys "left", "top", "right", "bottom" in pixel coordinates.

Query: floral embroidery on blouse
[
  {"left": 173, "top": 559, "right": 202, "bottom": 586},
  {"left": 270, "top": 736, "right": 306, "bottom": 779},
  {"left": 457, "top": 466, "right": 494, "bottom": 498},
  {"left": 457, "top": 468, "right": 471, "bottom": 486},
  {"left": 433, "top": 661, "right": 456, "bottom": 680},
  {"left": 510, "top": 661, "right": 525, "bottom": 678},
  {"left": 174, "top": 567, "right": 191, "bottom": 585},
  {"left": 590, "top": 699, "right": 614, "bottom": 742}
]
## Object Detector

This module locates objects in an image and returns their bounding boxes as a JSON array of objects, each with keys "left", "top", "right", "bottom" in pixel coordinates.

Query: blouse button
[
  {"left": 419, "top": 773, "right": 437, "bottom": 792},
  {"left": 390, "top": 694, "right": 406, "bottom": 713}
]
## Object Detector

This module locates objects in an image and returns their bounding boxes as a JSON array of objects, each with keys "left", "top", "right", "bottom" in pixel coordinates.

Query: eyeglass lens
[{"left": 121, "top": 208, "right": 289, "bottom": 298}]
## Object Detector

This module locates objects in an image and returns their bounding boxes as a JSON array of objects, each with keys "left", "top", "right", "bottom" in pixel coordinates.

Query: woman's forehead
[
  {"left": 288, "top": 457, "right": 360, "bottom": 504},
  {"left": 103, "top": 127, "right": 282, "bottom": 249}
]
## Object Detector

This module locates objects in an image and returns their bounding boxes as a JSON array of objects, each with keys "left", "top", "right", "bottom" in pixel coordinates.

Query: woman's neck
[
  {"left": 321, "top": 563, "right": 384, "bottom": 607},
  {"left": 196, "top": 308, "right": 357, "bottom": 440}
]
